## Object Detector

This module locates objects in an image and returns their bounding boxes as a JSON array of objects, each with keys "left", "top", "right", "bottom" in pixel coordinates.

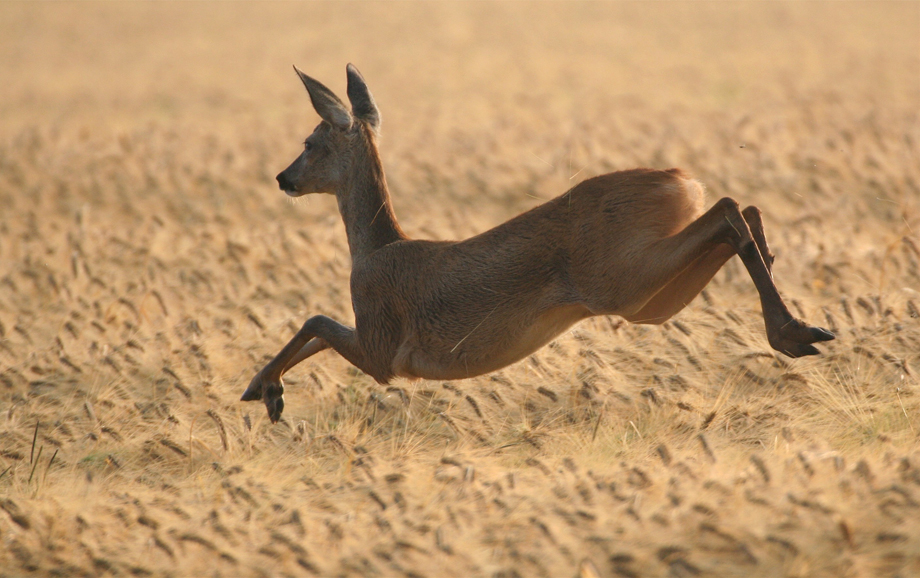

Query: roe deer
[{"left": 241, "top": 64, "right": 834, "bottom": 423}]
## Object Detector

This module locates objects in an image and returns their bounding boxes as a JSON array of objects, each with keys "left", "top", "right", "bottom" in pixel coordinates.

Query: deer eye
[{"left": 304, "top": 141, "right": 313, "bottom": 152}]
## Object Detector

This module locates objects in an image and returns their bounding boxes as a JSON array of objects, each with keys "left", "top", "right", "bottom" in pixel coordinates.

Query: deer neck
[{"left": 335, "top": 137, "right": 405, "bottom": 261}]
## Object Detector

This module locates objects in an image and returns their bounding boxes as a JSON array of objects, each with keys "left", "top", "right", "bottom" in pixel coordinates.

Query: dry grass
[{"left": 2, "top": 2, "right": 920, "bottom": 577}]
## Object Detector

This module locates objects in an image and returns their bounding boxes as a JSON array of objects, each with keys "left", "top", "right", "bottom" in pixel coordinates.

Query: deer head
[{"left": 276, "top": 64, "right": 381, "bottom": 196}]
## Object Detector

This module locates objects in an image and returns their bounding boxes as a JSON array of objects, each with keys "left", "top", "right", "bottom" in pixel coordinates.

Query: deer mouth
[{"left": 279, "top": 182, "right": 304, "bottom": 197}]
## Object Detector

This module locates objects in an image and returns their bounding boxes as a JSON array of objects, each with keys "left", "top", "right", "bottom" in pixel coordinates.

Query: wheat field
[{"left": 1, "top": 3, "right": 919, "bottom": 577}]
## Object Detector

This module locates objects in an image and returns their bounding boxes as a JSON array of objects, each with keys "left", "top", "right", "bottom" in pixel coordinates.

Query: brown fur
[{"left": 242, "top": 64, "right": 834, "bottom": 423}]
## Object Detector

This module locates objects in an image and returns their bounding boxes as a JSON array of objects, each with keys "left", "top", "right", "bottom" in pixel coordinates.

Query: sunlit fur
[{"left": 243, "top": 65, "right": 833, "bottom": 425}]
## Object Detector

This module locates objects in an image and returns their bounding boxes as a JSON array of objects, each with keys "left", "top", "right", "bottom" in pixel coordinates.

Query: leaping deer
[{"left": 241, "top": 64, "right": 834, "bottom": 423}]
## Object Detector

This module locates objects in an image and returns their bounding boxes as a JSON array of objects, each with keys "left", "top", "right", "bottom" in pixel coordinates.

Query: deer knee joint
[
  {"left": 299, "top": 315, "right": 330, "bottom": 337},
  {"left": 715, "top": 197, "right": 741, "bottom": 212},
  {"left": 715, "top": 197, "right": 755, "bottom": 248}
]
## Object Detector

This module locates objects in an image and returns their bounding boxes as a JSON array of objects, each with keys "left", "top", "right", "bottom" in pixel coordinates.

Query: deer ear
[
  {"left": 294, "top": 66, "right": 353, "bottom": 130},
  {"left": 346, "top": 64, "right": 380, "bottom": 131}
]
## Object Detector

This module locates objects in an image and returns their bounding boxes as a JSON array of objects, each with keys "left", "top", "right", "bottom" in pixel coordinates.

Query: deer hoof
[
  {"left": 241, "top": 370, "right": 286, "bottom": 422},
  {"left": 262, "top": 379, "right": 285, "bottom": 423},
  {"left": 782, "top": 342, "right": 821, "bottom": 358},
  {"left": 768, "top": 318, "right": 835, "bottom": 358},
  {"left": 810, "top": 326, "right": 835, "bottom": 342},
  {"left": 266, "top": 394, "right": 285, "bottom": 424},
  {"left": 240, "top": 371, "right": 265, "bottom": 401}
]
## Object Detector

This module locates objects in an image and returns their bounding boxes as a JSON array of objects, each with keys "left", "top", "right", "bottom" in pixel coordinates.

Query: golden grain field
[{"left": 1, "top": 3, "right": 920, "bottom": 577}]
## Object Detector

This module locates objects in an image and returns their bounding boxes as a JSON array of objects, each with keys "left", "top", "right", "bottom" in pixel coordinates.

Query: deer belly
[{"left": 391, "top": 304, "right": 590, "bottom": 380}]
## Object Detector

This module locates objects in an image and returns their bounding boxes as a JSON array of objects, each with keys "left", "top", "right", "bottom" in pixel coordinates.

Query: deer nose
[{"left": 276, "top": 172, "right": 294, "bottom": 192}]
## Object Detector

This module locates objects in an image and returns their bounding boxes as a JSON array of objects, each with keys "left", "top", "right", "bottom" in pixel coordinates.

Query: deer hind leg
[
  {"left": 617, "top": 197, "right": 833, "bottom": 356},
  {"left": 741, "top": 205, "right": 775, "bottom": 275},
  {"left": 720, "top": 202, "right": 834, "bottom": 355},
  {"left": 623, "top": 244, "right": 734, "bottom": 324},
  {"left": 624, "top": 205, "right": 774, "bottom": 324},
  {"left": 241, "top": 315, "right": 370, "bottom": 423}
]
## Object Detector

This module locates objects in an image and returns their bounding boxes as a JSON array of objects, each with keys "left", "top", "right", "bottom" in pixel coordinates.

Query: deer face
[
  {"left": 277, "top": 121, "right": 352, "bottom": 196},
  {"left": 276, "top": 64, "right": 380, "bottom": 197}
]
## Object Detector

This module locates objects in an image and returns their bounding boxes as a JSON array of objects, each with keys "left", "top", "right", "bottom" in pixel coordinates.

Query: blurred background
[
  {"left": 1, "top": 3, "right": 919, "bottom": 576},
  {"left": 2, "top": 2, "right": 917, "bottom": 128}
]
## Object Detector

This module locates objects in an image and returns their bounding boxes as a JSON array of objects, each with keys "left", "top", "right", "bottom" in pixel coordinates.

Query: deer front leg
[
  {"left": 241, "top": 315, "right": 365, "bottom": 423},
  {"left": 283, "top": 337, "right": 332, "bottom": 373}
]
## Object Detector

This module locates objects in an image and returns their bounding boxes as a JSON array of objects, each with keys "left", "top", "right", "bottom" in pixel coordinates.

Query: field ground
[{"left": 2, "top": 3, "right": 920, "bottom": 576}]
